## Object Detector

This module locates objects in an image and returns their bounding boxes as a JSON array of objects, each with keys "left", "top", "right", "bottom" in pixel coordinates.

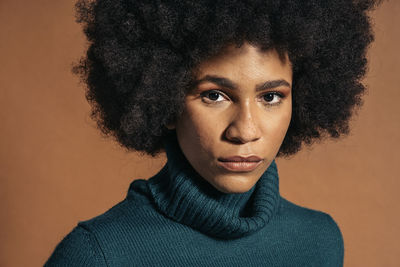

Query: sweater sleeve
[{"left": 44, "top": 225, "right": 107, "bottom": 267}]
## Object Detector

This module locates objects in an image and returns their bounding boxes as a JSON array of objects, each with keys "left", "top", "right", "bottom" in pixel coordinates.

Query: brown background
[{"left": 0, "top": 1, "right": 399, "bottom": 266}]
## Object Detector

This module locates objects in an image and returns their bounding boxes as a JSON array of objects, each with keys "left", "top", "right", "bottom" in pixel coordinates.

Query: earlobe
[{"left": 165, "top": 123, "right": 176, "bottom": 130}]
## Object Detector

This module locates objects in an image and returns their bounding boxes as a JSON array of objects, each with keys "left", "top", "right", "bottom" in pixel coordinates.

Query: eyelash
[{"left": 200, "top": 89, "right": 284, "bottom": 107}]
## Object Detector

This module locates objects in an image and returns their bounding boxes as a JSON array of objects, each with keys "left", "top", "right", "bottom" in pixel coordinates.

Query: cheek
[
  {"left": 177, "top": 106, "right": 219, "bottom": 157},
  {"left": 261, "top": 102, "right": 292, "bottom": 145},
  {"left": 191, "top": 109, "right": 219, "bottom": 149},
  {"left": 277, "top": 104, "right": 292, "bottom": 134},
  {"left": 275, "top": 103, "right": 292, "bottom": 143}
]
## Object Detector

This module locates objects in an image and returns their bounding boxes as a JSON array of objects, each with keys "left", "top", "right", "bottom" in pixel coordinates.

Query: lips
[
  {"left": 217, "top": 155, "right": 263, "bottom": 172},
  {"left": 218, "top": 155, "right": 262, "bottom": 162}
]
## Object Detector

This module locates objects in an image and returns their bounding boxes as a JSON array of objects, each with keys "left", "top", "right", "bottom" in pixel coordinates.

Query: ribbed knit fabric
[
  {"left": 45, "top": 133, "right": 344, "bottom": 266},
  {"left": 146, "top": 133, "right": 280, "bottom": 240}
]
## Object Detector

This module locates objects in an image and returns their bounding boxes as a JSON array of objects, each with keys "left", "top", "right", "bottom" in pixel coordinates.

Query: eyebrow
[{"left": 193, "top": 75, "right": 291, "bottom": 92}]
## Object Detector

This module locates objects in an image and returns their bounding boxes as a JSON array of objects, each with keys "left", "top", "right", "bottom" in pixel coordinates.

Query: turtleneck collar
[{"left": 145, "top": 132, "right": 281, "bottom": 239}]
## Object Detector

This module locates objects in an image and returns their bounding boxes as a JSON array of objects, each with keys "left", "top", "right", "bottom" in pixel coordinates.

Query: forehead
[{"left": 193, "top": 43, "right": 292, "bottom": 83}]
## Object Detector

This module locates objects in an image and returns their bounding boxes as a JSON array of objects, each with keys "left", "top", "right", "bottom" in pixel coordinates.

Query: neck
[{"left": 146, "top": 132, "right": 281, "bottom": 239}]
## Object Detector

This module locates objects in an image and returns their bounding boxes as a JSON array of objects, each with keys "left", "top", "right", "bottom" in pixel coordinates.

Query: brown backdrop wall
[{"left": 0, "top": 1, "right": 399, "bottom": 266}]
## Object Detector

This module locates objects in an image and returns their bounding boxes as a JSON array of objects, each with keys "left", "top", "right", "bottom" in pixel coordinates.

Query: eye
[
  {"left": 200, "top": 90, "right": 227, "bottom": 103},
  {"left": 262, "top": 92, "right": 283, "bottom": 106}
]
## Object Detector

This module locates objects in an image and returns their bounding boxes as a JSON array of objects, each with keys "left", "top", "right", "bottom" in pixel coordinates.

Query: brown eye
[
  {"left": 207, "top": 91, "right": 220, "bottom": 101},
  {"left": 200, "top": 90, "right": 226, "bottom": 103},
  {"left": 262, "top": 92, "right": 283, "bottom": 106},
  {"left": 263, "top": 93, "right": 275, "bottom": 102}
]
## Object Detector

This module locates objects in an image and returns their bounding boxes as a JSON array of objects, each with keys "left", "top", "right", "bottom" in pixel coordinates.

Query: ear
[{"left": 165, "top": 122, "right": 176, "bottom": 130}]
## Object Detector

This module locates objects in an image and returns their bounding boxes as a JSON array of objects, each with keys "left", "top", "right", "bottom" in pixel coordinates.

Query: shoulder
[
  {"left": 45, "top": 179, "right": 157, "bottom": 266},
  {"left": 277, "top": 196, "right": 345, "bottom": 266},
  {"left": 77, "top": 179, "right": 159, "bottom": 232},
  {"left": 44, "top": 225, "right": 107, "bottom": 266},
  {"left": 278, "top": 196, "right": 344, "bottom": 246},
  {"left": 76, "top": 180, "right": 160, "bottom": 243},
  {"left": 44, "top": 200, "right": 135, "bottom": 266}
]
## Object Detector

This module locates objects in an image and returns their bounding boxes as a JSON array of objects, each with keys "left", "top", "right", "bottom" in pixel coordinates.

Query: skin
[{"left": 167, "top": 42, "right": 292, "bottom": 194}]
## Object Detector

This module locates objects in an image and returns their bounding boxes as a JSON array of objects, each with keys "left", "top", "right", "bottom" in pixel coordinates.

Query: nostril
[{"left": 224, "top": 121, "right": 261, "bottom": 144}]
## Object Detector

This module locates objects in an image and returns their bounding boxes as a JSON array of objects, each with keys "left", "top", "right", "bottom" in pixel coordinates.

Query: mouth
[
  {"left": 217, "top": 155, "right": 263, "bottom": 172},
  {"left": 218, "top": 155, "right": 263, "bottom": 162}
]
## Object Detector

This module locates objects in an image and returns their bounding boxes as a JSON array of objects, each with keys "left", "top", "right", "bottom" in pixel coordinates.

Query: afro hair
[{"left": 74, "top": 0, "right": 381, "bottom": 157}]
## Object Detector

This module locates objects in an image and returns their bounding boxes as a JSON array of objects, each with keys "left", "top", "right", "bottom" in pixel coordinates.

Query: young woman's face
[{"left": 169, "top": 42, "right": 292, "bottom": 194}]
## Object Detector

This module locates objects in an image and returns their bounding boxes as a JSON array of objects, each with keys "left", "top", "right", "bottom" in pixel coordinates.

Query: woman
[{"left": 45, "top": 0, "right": 380, "bottom": 266}]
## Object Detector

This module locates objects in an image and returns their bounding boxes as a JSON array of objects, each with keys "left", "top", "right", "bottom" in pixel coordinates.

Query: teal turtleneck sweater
[{"left": 45, "top": 134, "right": 344, "bottom": 266}]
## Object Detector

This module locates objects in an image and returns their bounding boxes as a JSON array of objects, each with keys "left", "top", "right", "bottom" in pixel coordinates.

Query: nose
[{"left": 224, "top": 101, "right": 261, "bottom": 144}]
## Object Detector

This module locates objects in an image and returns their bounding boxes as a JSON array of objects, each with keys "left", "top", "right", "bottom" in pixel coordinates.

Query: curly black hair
[{"left": 74, "top": 0, "right": 381, "bottom": 157}]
